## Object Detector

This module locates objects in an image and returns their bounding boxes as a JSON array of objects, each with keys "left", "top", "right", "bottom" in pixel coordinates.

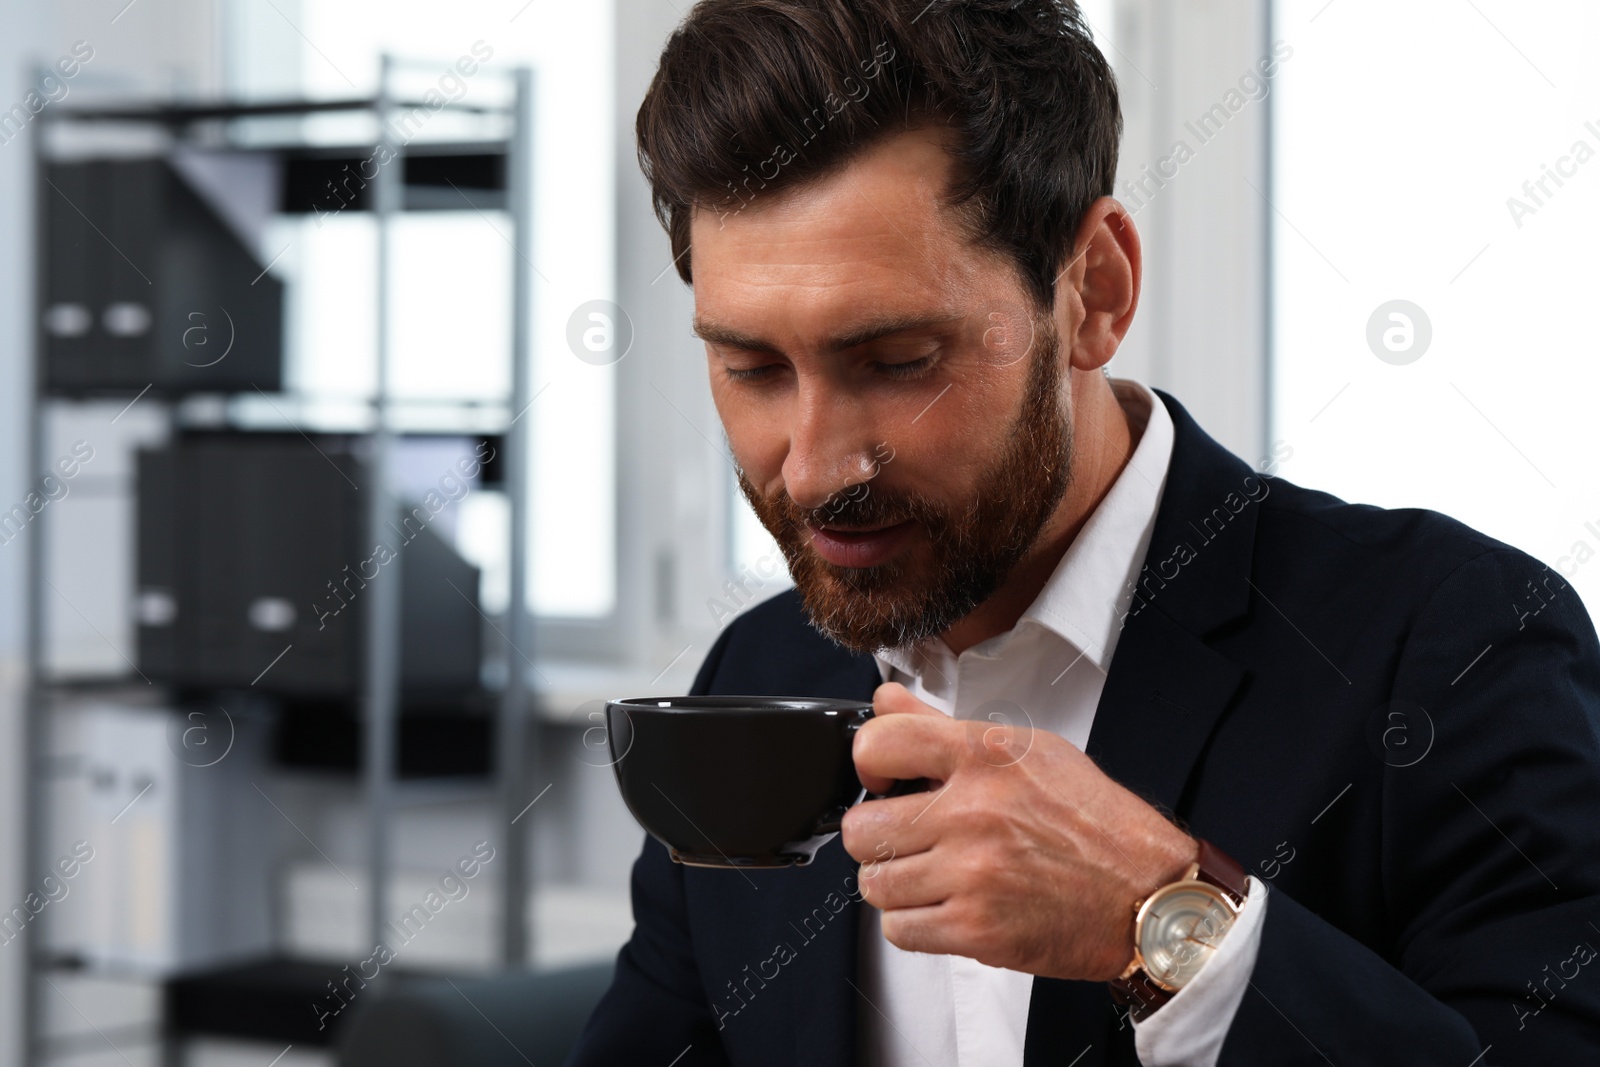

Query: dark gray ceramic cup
[{"left": 605, "top": 695, "right": 926, "bottom": 868}]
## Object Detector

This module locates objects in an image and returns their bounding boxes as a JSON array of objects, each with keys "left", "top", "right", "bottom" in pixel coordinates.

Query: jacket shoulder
[
  {"left": 690, "top": 587, "right": 878, "bottom": 698},
  {"left": 1257, "top": 473, "right": 1557, "bottom": 603}
]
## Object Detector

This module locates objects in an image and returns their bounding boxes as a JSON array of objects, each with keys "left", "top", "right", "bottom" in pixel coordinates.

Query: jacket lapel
[
  {"left": 1084, "top": 390, "right": 1258, "bottom": 814},
  {"left": 1024, "top": 392, "right": 1259, "bottom": 1066},
  {"left": 1085, "top": 608, "right": 1247, "bottom": 817}
]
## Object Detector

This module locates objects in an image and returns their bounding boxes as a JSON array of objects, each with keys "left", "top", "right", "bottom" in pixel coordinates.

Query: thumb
[
  {"left": 872, "top": 681, "right": 941, "bottom": 718},
  {"left": 854, "top": 681, "right": 944, "bottom": 797}
]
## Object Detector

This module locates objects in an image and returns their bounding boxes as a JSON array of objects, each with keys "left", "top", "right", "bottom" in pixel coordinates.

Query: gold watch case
[{"left": 1120, "top": 877, "right": 1243, "bottom": 993}]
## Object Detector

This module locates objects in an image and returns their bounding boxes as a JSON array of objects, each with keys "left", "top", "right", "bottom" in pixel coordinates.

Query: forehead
[{"left": 688, "top": 126, "right": 1002, "bottom": 330}]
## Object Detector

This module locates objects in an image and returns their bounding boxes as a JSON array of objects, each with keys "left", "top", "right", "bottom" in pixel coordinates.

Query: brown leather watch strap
[
  {"left": 1108, "top": 837, "right": 1249, "bottom": 1023},
  {"left": 1110, "top": 967, "right": 1176, "bottom": 1024},
  {"left": 1193, "top": 837, "right": 1248, "bottom": 905}
]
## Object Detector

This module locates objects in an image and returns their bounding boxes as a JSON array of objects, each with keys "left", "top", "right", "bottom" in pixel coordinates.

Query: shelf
[
  {"left": 42, "top": 882, "right": 632, "bottom": 1049},
  {"left": 54, "top": 96, "right": 513, "bottom": 125},
  {"left": 22, "top": 58, "right": 541, "bottom": 1065}
]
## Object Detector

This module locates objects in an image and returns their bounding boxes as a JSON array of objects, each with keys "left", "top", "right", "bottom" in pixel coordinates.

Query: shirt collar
[{"left": 874, "top": 377, "right": 1175, "bottom": 680}]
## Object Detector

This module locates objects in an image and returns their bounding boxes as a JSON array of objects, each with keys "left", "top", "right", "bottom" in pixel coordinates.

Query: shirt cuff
[{"left": 1130, "top": 874, "right": 1269, "bottom": 1067}]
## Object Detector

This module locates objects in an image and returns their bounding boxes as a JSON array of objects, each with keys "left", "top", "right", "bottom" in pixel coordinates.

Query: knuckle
[
  {"left": 955, "top": 795, "right": 1004, "bottom": 839},
  {"left": 968, "top": 899, "right": 1010, "bottom": 950},
  {"left": 944, "top": 847, "right": 984, "bottom": 893},
  {"left": 944, "top": 899, "right": 982, "bottom": 948},
  {"left": 969, "top": 842, "right": 1005, "bottom": 883}
]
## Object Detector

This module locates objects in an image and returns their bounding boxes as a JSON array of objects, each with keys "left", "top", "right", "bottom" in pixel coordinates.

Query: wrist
[
  {"left": 1150, "top": 830, "right": 1202, "bottom": 890},
  {"left": 1103, "top": 828, "right": 1199, "bottom": 979},
  {"left": 1110, "top": 838, "right": 1249, "bottom": 1022}
]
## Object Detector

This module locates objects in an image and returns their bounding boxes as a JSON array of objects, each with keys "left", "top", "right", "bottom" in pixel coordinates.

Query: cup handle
[
  {"left": 870, "top": 776, "right": 931, "bottom": 801},
  {"left": 815, "top": 777, "right": 931, "bottom": 836}
]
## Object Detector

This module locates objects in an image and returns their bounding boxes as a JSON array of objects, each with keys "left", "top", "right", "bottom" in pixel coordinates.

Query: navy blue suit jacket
[{"left": 568, "top": 391, "right": 1600, "bottom": 1065}]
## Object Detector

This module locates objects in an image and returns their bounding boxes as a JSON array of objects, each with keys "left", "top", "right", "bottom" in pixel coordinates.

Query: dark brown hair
[{"left": 636, "top": 0, "right": 1121, "bottom": 312}]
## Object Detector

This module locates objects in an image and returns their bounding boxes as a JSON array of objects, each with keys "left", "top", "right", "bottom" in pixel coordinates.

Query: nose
[{"left": 780, "top": 379, "right": 878, "bottom": 513}]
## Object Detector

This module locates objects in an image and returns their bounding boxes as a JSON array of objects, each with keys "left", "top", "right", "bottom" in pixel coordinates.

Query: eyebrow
[{"left": 690, "top": 311, "right": 964, "bottom": 356}]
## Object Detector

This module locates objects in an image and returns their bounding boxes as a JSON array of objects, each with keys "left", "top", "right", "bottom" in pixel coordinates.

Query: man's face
[{"left": 690, "top": 125, "right": 1074, "bottom": 653}]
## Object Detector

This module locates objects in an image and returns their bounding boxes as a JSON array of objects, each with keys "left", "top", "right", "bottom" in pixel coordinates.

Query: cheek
[
  {"left": 711, "top": 384, "right": 787, "bottom": 479},
  {"left": 891, "top": 383, "right": 1000, "bottom": 477}
]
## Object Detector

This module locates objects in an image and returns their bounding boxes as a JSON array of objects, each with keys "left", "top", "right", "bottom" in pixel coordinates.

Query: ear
[{"left": 1054, "top": 196, "right": 1142, "bottom": 373}]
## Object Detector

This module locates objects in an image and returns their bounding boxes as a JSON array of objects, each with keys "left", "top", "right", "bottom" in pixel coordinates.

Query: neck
[{"left": 939, "top": 371, "right": 1136, "bottom": 657}]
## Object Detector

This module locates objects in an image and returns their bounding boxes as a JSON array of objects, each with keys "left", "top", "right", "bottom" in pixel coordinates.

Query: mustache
[{"left": 776, "top": 483, "right": 944, "bottom": 534}]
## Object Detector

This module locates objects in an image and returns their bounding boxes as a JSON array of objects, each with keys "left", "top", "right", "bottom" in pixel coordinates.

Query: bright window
[
  {"left": 229, "top": 0, "right": 616, "bottom": 619},
  {"left": 1271, "top": 0, "right": 1600, "bottom": 616}
]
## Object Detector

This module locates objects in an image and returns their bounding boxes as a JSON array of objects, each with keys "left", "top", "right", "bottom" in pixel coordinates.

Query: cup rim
[{"left": 607, "top": 694, "right": 871, "bottom": 714}]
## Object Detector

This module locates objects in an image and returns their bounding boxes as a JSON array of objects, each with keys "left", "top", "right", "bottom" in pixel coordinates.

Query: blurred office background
[{"left": 0, "top": 0, "right": 1595, "bottom": 1064}]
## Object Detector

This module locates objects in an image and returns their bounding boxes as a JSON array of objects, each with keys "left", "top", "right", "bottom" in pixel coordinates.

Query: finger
[
  {"left": 857, "top": 847, "right": 951, "bottom": 911},
  {"left": 858, "top": 682, "right": 954, "bottom": 794},
  {"left": 853, "top": 713, "right": 961, "bottom": 795},
  {"left": 878, "top": 899, "right": 964, "bottom": 957},
  {"left": 840, "top": 783, "right": 948, "bottom": 860}
]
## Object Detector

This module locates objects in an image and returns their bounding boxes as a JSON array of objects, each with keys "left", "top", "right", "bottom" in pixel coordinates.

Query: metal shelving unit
[{"left": 22, "top": 57, "right": 538, "bottom": 1063}]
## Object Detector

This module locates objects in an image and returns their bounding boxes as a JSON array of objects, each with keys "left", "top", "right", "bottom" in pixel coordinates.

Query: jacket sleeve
[
  {"left": 563, "top": 626, "right": 739, "bottom": 1066},
  {"left": 1132, "top": 876, "right": 1269, "bottom": 1067},
  {"left": 1220, "top": 548, "right": 1600, "bottom": 1065}
]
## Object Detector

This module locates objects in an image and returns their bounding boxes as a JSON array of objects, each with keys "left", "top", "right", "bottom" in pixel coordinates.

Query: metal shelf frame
[{"left": 21, "top": 56, "right": 539, "bottom": 1064}]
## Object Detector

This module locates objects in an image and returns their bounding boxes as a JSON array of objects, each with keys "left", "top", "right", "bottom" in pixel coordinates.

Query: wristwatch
[{"left": 1109, "top": 838, "right": 1249, "bottom": 1022}]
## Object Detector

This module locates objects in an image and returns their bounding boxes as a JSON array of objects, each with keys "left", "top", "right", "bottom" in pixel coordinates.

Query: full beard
[{"left": 736, "top": 316, "right": 1073, "bottom": 654}]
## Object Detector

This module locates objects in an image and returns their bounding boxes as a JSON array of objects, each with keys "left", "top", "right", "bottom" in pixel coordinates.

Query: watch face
[{"left": 1137, "top": 882, "right": 1237, "bottom": 991}]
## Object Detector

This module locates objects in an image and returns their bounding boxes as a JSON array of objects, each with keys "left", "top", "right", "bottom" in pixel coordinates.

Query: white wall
[
  {"left": 610, "top": 0, "right": 737, "bottom": 681},
  {"left": 1269, "top": 0, "right": 1600, "bottom": 620},
  {"left": 1107, "top": 0, "right": 1272, "bottom": 462}
]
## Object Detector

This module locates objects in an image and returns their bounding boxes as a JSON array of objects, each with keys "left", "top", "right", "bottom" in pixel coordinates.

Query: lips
[{"left": 806, "top": 519, "right": 915, "bottom": 568}]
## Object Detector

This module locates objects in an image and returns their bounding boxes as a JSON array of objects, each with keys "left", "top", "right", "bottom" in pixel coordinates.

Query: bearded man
[{"left": 569, "top": 2, "right": 1600, "bottom": 1064}]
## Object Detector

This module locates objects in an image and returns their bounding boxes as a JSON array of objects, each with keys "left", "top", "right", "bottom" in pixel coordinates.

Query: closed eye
[
  {"left": 876, "top": 356, "right": 937, "bottom": 380},
  {"left": 720, "top": 353, "right": 940, "bottom": 383},
  {"left": 724, "top": 364, "right": 779, "bottom": 383}
]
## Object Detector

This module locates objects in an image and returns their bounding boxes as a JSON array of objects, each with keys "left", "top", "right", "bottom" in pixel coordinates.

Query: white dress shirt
[{"left": 858, "top": 378, "right": 1268, "bottom": 1067}]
